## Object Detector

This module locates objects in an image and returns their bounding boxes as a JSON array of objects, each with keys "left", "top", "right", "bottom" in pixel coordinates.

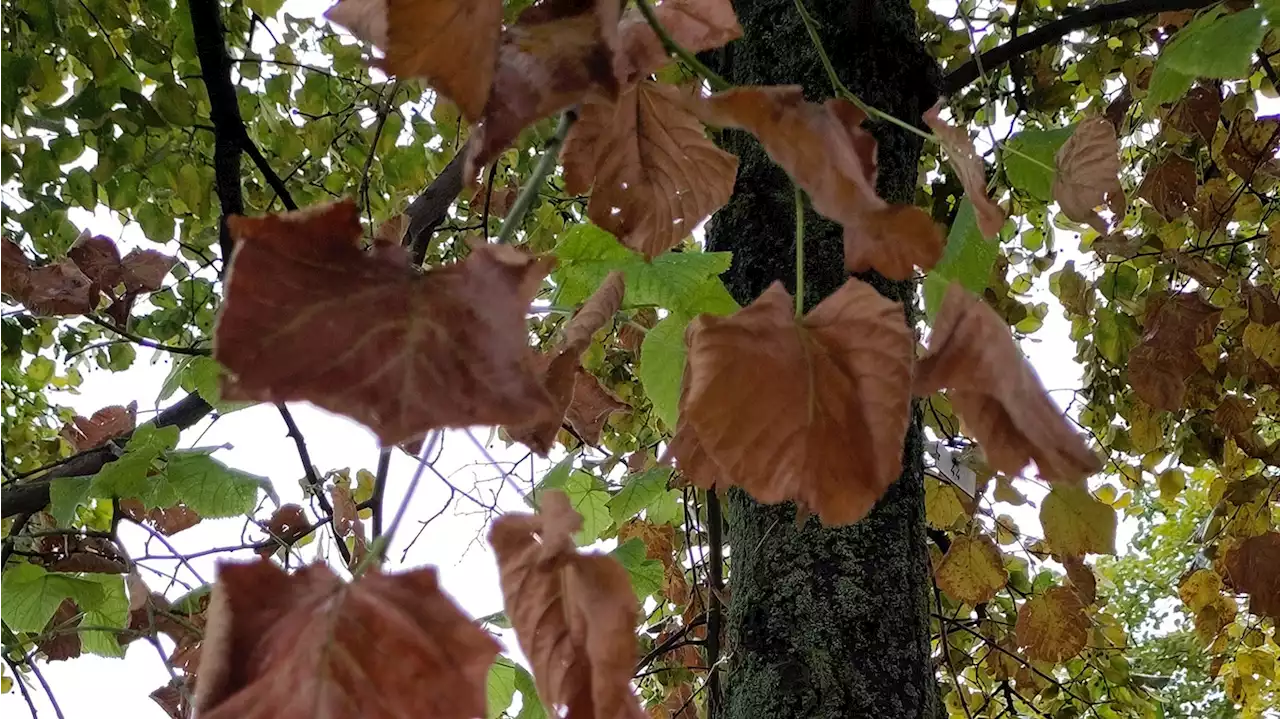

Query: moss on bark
[{"left": 703, "top": 1, "right": 940, "bottom": 717}]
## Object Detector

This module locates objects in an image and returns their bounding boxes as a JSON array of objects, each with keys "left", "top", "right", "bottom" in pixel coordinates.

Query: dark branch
[
  {"left": 1, "top": 393, "right": 214, "bottom": 518},
  {"left": 276, "top": 405, "right": 351, "bottom": 565},
  {"left": 405, "top": 139, "right": 472, "bottom": 265},
  {"left": 942, "top": 0, "right": 1217, "bottom": 94},
  {"left": 705, "top": 489, "right": 724, "bottom": 713},
  {"left": 188, "top": 0, "right": 247, "bottom": 275}
]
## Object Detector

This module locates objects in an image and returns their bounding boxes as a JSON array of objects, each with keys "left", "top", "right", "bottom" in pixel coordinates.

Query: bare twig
[
  {"left": 371, "top": 448, "right": 392, "bottom": 539},
  {"left": 84, "top": 315, "right": 210, "bottom": 357},
  {"left": 275, "top": 405, "right": 352, "bottom": 565},
  {"left": 705, "top": 489, "right": 724, "bottom": 713},
  {"left": 23, "top": 652, "right": 64, "bottom": 719}
]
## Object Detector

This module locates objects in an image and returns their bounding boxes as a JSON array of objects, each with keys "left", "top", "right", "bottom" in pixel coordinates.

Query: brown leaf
[
  {"left": 916, "top": 283, "right": 1099, "bottom": 483},
  {"left": 1015, "top": 587, "right": 1089, "bottom": 663},
  {"left": 122, "top": 498, "right": 202, "bottom": 536},
  {"left": 1221, "top": 532, "right": 1280, "bottom": 620},
  {"left": 923, "top": 102, "right": 1005, "bottom": 239},
  {"left": 567, "top": 368, "right": 627, "bottom": 444},
  {"left": 1215, "top": 395, "right": 1257, "bottom": 435},
  {"left": 1245, "top": 283, "right": 1280, "bottom": 325},
  {"left": 1089, "top": 232, "right": 1145, "bottom": 259},
  {"left": 1168, "top": 250, "right": 1225, "bottom": 286},
  {"left": 24, "top": 260, "right": 96, "bottom": 316},
  {"left": 2, "top": 236, "right": 32, "bottom": 299},
  {"left": 1220, "top": 112, "right": 1280, "bottom": 182},
  {"left": 259, "top": 504, "right": 310, "bottom": 557},
  {"left": 50, "top": 553, "right": 128, "bottom": 574},
  {"left": 38, "top": 600, "right": 82, "bottom": 662},
  {"left": 195, "top": 560, "right": 499, "bottom": 719},
  {"left": 1062, "top": 556, "right": 1097, "bottom": 605},
  {"left": 1190, "top": 177, "right": 1237, "bottom": 230},
  {"left": 669, "top": 279, "right": 913, "bottom": 526},
  {"left": 616, "top": 0, "right": 741, "bottom": 83},
  {"left": 468, "top": 0, "right": 621, "bottom": 175},
  {"left": 490, "top": 490, "right": 646, "bottom": 719},
  {"left": 563, "top": 81, "right": 737, "bottom": 257},
  {"left": 1138, "top": 154, "right": 1197, "bottom": 221},
  {"left": 61, "top": 403, "right": 137, "bottom": 452},
  {"left": 1103, "top": 87, "right": 1133, "bottom": 132},
  {"left": 695, "top": 86, "right": 943, "bottom": 279},
  {"left": 1052, "top": 117, "right": 1125, "bottom": 235},
  {"left": 68, "top": 233, "right": 124, "bottom": 290},
  {"left": 325, "top": 0, "right": 388, "bottom": 45},
  {"left": 619, "top": 307, "right": 656, "bottom": 352},
  {"left": 151, "top": 679, "right": 192, "bottom": 719},
  {"left": 1128, "top": 345, "right": 1191, "bottom": 411},
  {"left": 330, "top": 484, "right": 369, "bottom": 568},
  {"left": 216, "top": 200, "right": 555, "bottom": 445},
  {"left": 1167, "top": 85, "right": 1220, "bottom": 144},
  {"left": 1141, "top": 292, "right": 1221, "bottom": 351},
  {"left": 379, "top": 0, "right": 502, "bottom": 122},
  {"left": 120, "top": 249, "right": 178, "bottom": 293},
  {"left": 561, "top": 270, "right": 625, "bottom": 356}
]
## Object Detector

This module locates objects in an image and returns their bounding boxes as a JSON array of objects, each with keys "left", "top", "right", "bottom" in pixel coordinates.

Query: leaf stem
[
  {"left": 794, "top": 185, "right": 805, "bottom": 319},
  {"left": 634, "top": 0, "right": 732, "bottom": 91},
  {"left": 793, "top": 0, "right": 936, "bottom": 144},
  {"left": 495, "top": 111, "right": 577, "bottom": 245}
]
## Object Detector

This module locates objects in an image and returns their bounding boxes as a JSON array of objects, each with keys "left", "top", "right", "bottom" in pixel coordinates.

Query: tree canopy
[{"left": 1, "top": 0, "right": 1278, "bottom": 717}]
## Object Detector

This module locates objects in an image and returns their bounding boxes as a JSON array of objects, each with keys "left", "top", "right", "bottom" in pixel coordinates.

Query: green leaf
[
  {"left": 487, "top": 657, "right": 518, "bottom": 719},
  {"left": 924, "top": 200, "right": 1000, "bottom": 319},
  {"left": 478, "top": 610, "right": 511, "bottom": 629},
  {"left": 610, "top": 538, "right": 664, "bottom": 600},
  {"left": 513, "top": 664, "right": 545, "bottom": 719},
  {"left": 1003, "top": 125, "right": 1075, "bottom": 201},
  {"left": 91, "top": 451, "right": 158, "bottom": 501},
  {"left": 1160, "top": 8, "right": 1267, "bottom": 79},
  {"left": 127, "top": 424, "right": 181, "bottom": 456},
  {"left": 161, "top": 452, "right": 261, "bottom": 518},
  {"left": 553, "top": 223, "right": 733, "bottom": 314},
  {"left": 608, "top": 467, "right": 672, "bottom": 523},
  {"left": 560, "top": 470, "right": 611, "bottom": 545},
  {"left": 183, "top": 356, "right": 254, "bottom": 413},
  {"left": 639, "top": 314, "right": 690, "bottom": 429},
  {"left": 528, "top": 453, "right": 576, "bottom": 508},
  {"left": 1041, "top": 484, "right": 1117, "bottom": 556},
  {"left": 75, "top": 574, "right": 128, "bottom": 657},
  {"left": 0, "top": 563, "right": 104, "bottom": 633},
  {"left": 1146, "top": 62, "right": 1195, "bottom": 106},
  {"left": 49, "top": 476, "right": 93, "bottom": 526}
]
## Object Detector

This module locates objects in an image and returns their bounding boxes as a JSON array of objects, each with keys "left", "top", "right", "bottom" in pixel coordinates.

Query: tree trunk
[{"left": 704, "top": 1, "right": 941, "bottom": 717}]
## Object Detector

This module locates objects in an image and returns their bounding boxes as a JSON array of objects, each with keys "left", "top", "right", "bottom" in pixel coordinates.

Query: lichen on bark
[{"left": 702, "top": 0, "right": 941, "bottom": 717}]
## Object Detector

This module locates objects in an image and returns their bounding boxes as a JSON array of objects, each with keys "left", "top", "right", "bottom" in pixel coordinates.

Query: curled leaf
[
  {"left": 1052, "top": 117, "right": 1125, "bottom": 235},
  {"left": 923, "top": 102, "right": 1005, "bottom": 239},
  {"left": 383, "top": 0, "right": 501, "bottom": 121},
  {"left": 490, "top": 490, "right": 646, "bottom": 719},
  {"left": 215, "top": 200, "right": 555, "bottom": 445},
  {"left": 668, "top": 279, "right": 913, "bottom": 526},
  {"left": 562, "top": 81, "right": 737, "bottom": 257},
  {"left": 468, "top": 0, "right": 621, "bottom": 175},
  {"left": 195, "top": 560, "right": 499, "bottom": 719},
  {"left": 916, "top": 283, "right": 1099, "bottom": 483},
  {"left": 695, "top": 86, "right": 942, "bottom": 279}
]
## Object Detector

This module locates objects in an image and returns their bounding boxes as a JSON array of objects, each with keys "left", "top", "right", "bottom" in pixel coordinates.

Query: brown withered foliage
[
  {"left": 1052, "top": 117, "right": 1125, "bottom": 235},
  {"left": 916, "top": 283, "right": 1100, "bottom": 483},
  {"left": 563, "top": 81, "right": 737, "bottom": 257},
  {"left": 669, "top": 279, "right": 913, "bottom": 526},
  {"left": 1221, "top": 532, "right": 1280, "bottom": 620},
  {"left": 490, "top": 491, "right": 646, "bottom": 719},
  {"left": 61, "top": 403, "right": 137, "bottom": 452},
  {"left": 1138, "top": 154, "right": 1197, "bottom": 221},
  {"left": 196, "top": 560, "right": 499, "bottom": 719},
  {"left": 694, "top": 86, "right": 943, "bottom": 279},
  {"left": 615, "top": 0, "right": 741, "bottom": 83},
  {"left": 215, "top": 200, "right": 555, "bottom": 445},
  {"left": 923, "top": 101, "right": 1005, "bottom": 239}
]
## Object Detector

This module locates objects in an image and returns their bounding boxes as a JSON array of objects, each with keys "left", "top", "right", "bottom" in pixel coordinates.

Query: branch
[
  {"left": 942, "top": 0, "right": 1217, "bottom": 94},
  {"left": 705, "top": 489, "right": 724, "bottom": 713},
  {"left": 85, "top": 315, "right": 210, "bottom": 357},
  {"left": 405, "top": 139, "right": 471, "bottom": 265},
  {"left": 187, "top": 0, "right": 247, "bottom": 275},
  {"left": 1, "top": 393, "right": 214, "bottom": 518},
  {"left": 276, "top": 405, "right": 351, "bottom": 565}
]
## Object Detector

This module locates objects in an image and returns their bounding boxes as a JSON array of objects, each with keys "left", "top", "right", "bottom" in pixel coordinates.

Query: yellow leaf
[
  {"left": 995, "top": 514, "right": 1019, "bottom": 545},
  {"left": 993, "top": 475, "right": 1028, "bottom": 505},
  {"left": 1158, "top": 468, "right": 1186, "bottom": 502},
  {"left": 1127, "top": 401, "right": 1162, "bottom": 454},
  {"left": 1243, "top": 322, "right": 1280, "bottom": 366},
  {"left": 935, "top": 535, "right": 1008, "bottom": 605},
  {"left": 926, "top": 476, "right": 967, "bottom": 530},
  {"left": 1015, "top": 586, "right": 1090, "bottom": 662},
  {"left": 1040, "top": 484, "right": 1117, "bottom": 556}
]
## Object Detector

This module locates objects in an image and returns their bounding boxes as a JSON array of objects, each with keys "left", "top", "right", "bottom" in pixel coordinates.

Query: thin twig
[
  {"left": 371, "top": 448, "right": 391, "bottom": 539},
  {"left": 4, "top": 655, "right": 38, "bottom": 719},
  {"left": 276, "top": 405, "right": 351, "bottom": 565},
  {"left": 23, "top": 652, "right": 64, "bottom": 719},
  {"left": 359, "top": 80, "right": 402, "bottom": 227},
  {"left": 84, "top": 316, "right": 210, "bottom": 356}
]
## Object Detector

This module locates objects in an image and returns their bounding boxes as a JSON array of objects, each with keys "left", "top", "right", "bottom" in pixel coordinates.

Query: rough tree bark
[{"left": 704, "top": 1, "right": 940, "bottom": 717}]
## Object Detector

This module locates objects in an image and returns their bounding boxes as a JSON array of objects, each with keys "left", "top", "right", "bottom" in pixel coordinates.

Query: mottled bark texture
[{"left": 703, "top": 1, "right": 940, "bottom": 717}]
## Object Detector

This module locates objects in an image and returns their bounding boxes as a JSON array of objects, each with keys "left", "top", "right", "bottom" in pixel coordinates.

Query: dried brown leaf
[
  {"left": 2, "top": 236, "right": 32, "bottom": 299},
  {"left": 1221, "top": 532, "right": 1280, "bottom": 620},
  {"left": 325, "top": 0, "right": 387, "bottom": 45},
  {"left": 562, "top": 271, "right": 626, "bottom": 355},
  {"left": 490, "top": 490, "right": 646, "bottom": 719},
  {"left": 670, "top": 279, "right": 913, "bottom": 526},
  {"left": 38, "top": 600, "right": 82, "bottom": 662},
  {"left": 120, "top": 249, "right": 178, "bottom": 293},
  {"left": 695, "top": 86, "right": 942, "bottom": 279},
  {"left": 119, "top": 498, "right": 202, "bottom": 537},
  {"left": 567, "top": 368, "right": 627, "bottom": 444},
  {"left": 615, "top": 0, "right": 741, "bottom": 83},
  {"left": 1167, "top": 85, "right": 1220, "bottom": 144},
  {"left": 1053, "top": 117, "right": 1125, "bottom": 235},
  {"left": 23, "top": 260, "right": 96, "bottom": 316},
  {"left": 380, "top": 0, "right": 502, "bottom": 121},
  {"left": 916, "top": 283, "right": 1100, "bottom": 483},
  {"left": 61, "top": 403, "right": 137, "bottom": 452},
  {"left": 196, "top": 560, "right": 499, "bottom": 719},
  {"left": 564, "top": 81, "right": 737, "bottom": 257},
  {"left": 1141, "top": 291, "right": 1221, "bottom": 351},
  {"left": 1246, "top": 283, "right": 1280, "bottom": 325},
  {"left": 1062, "top": 556, "right": 1097, "bottom": 605},
  {"left": 923, "top": 102, "right": 1005, "bottom": 239},
  {"left": 68, "top": 233, "right": 123, "bottom": 289},
  {"left": 468, "top": 0, "right": 621, "bottom": 175},
  {"left": 1220, "top": 112, "right": 1280, "bottom": 182},
  {"left": 151, "top": 680, "right": 192, "bottom": 719},
  {"left": 50, "top": 553, "right": 128, "bottom": 574},
  {"left": 1168, "top": 250, "right": 1225, "bottom": 287},
  {"left": 1128, "top": 345, "right": 1191, "bottom": 411},
  {"left": 215, "top": 200, "right": 555, "bottom": 445},
  {"left": 1138, "top": 154, "right": 1197, "bottom": 221}
]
